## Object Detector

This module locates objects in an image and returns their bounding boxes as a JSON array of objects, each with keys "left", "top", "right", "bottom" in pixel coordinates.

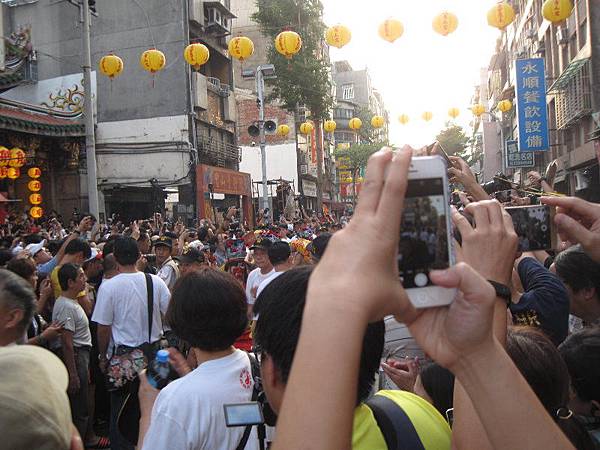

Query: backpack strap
[
  {"left": 235, "top": 353, "right": 260, "bottom": 450},
  {"left": 365, "top": 394, "right": 426, "bottom": 450},
  {"left": 144, "top": 273, "right": 154, "bottom": 344}
]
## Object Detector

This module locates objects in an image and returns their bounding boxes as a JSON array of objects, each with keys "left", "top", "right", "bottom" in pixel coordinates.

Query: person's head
[
  {"left": 267, "top": 241, "right": 291, "bottom": 267},
  {"left": 413, "top": 361, "right": 455, "bottom": 417},
  {"left": 58, "top": 263, "right": 86, "bottom": 295},
  {"left": 254, "top": 266, "right": 384, "bottom": 413},
  {"left": 6, "top": 257, "right": 38, "bottom": 288},
  {"left": 63, "top": 238, "right": 91, "bottom": 265},
  {"left": 0, "top": 269, "right": 36, "bottom": 346},
  {"left": 309, "top": 233, "right": 332, "bottom": 263},
  {"left": 137, "top": 232, "right": 151, "bottom": 254},
  {"left": 197, "top": 227, "right": 209, "bottom": 243},
  {"left": 177, "top": 248, "right": 207, "bottom": 276},
  {"left": 507, "top": 326, "right": 596, "bottom": 449},
  {"left": 277, "top": 224, "right": 288, "bottom": 239},
  {"left": 559, "top": 327, "right": 600, "bottom": 417},
  {"left": 113, "top": 236, "right": 141, "bottom": 267},
  {"left": 153, "top": 236, "right": 173, "bottom": 265},
  {"left": 251, "top": 237, "right": 274, "bottom": 271},
  {"left": 166, "top": 269, "right": 247, "bottom": 351},
  {"left": 552, "top": 245, "right": 600, "bottom": 322},
  {"left": 164, "top": 231, "right": 179, "bottom": 255},
  {"left": 26, "top": 240, "right": 52, "bottom": 265},
  {"left": 102, "top": 253, "right": 119, "bottom": 279}
]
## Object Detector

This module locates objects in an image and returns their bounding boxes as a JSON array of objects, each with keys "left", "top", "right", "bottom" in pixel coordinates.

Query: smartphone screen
[
  {"left": 505, "top": 205, "right": 555, "bottom": 251},
  {"left": 399, "top": 178, "right": 450, "bottom": 288},
  {"left": 223, "top": 402, "right": 264, "bottom": 427}
]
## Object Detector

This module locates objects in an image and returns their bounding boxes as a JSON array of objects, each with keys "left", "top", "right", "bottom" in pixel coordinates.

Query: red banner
[{"left": 196, "top": 164, "right": 251, "bottom": 196}]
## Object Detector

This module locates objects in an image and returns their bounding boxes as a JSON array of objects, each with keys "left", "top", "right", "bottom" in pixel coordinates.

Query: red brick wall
[{"left": 236, "top": 98, "right": 295, "bottom": 146}]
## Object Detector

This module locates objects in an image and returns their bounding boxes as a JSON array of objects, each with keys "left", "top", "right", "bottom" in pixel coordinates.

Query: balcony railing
[
  {"left": 197, "top": 133, "right": 240, "bottom": 169},
  {"left": 549, "top": 58, "right": 592, "bottom": 130},
  {"left": 206, "top": 77, "right": 231, "bottom": 97}
]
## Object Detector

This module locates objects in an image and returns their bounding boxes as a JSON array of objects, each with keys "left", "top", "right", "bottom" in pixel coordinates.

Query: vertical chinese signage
[{"left": 516, "top": 58, "right": 549, "bottom": 152}]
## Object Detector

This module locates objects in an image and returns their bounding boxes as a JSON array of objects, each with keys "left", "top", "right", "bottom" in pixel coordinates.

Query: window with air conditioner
[{"left": 342, "top": 84, "right": 354, "bottom": 100}]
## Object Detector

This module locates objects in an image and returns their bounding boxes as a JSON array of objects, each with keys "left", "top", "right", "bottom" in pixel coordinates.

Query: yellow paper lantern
[
  {"left": 542, "top": 0, "right": 574, "bottom": 23},
  {"left": 472, "top": 104, "right": 486, "bottom": 117},
  {"left": 448, "top": 107, "right": 460, "bottom": 119},
  {"left": 349, "top": 117, "right": 362, "bottom": 130},
  {"left": 398, "top": 114, "right": 410, "bottom": 125},
  {"left": 357, "top": 176, "right": 364, "bottom": 183},
  {"left": 27, "top": 167, "right": 42, "bottom": 179},
  {"left": 378, "top": 19, "right": 404, "bottom": 43},
  {"left": 9, "top": 148, "right": 26, "bottom": 168},
  {"left": 371, "top": 115, "right": 385, "bottom": 128},
  {"left": 7, "top": 167, "right": 19, "bottom": 179},
  {"left": 324, "top": 120, "right": 337, "bottom": 133},
  {"left": 228, "top": 36, "right": 254, "bottom": 62},
  {"left": 275, "top": 31, "right": 302, "bottom": 59},
  {"left": 487, "top": 2, "right": 516, "bottom": 30},
  {"left": 347, "top": 176, "right": 354, "bottom": 183},
  {"left": 422, "top": 112, "right": 433, "bottom": 122},
  {"left": 29, "top": 193, "right": 42, "bottom": 205},
  {"left": 28, "top": 180, "right": 42, "bottom": 192},
  {"left": 432, "top": 11, "right": 459, "bottom": 36},
  {"left": 184, "top": 43, "right": 210, "bottom": 70},
  {"left": 300, "top": 122, "right": 314, "bottom": 135},
  {"left": 99, "top": 54, "right": 124, "bottom": 79},
  {"left": 276, "top": 124, "right": 290, "bottom": 136},
  {"left": 0, "top": 146, "right": 10, "bottom": 167},
  {"left": 0, "top": 167, "right": 7, "bottom": 179},
  {"left": 325, "top": 24, "right": 352, "bottom": 49},
  {"left": 140, "top": 48, "right": 166, "bottom": 73},
  {"left": 29, "top": 206, "right": 43, "bottom": 219},
  {"left": 497, "top": 99, "right": 513, "bottom": 113}
]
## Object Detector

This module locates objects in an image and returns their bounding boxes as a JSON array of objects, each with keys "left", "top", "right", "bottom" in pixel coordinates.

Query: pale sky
[{"left": 322, "top": 0, "right": 501, "bottom": 147}]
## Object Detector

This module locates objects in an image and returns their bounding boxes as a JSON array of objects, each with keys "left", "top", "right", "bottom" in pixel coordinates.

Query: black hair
[
  {"left": 163, "top": 231, "right": 178, "bottom": 240},
  {"left": 197, "top": 227, "right": 209, "bottom": 242},
  {"left": 6, "top": 258, "right": 36, "bottom": 281},
  {"left": 166, "top": 269, "right": 248, "bottom": 351},
  {"left": 113, "top": 236, "right": 140, "bottom": 266},
  {"left": 58, "top": 263, "right": 80, "bottom": 291},
  {"left": 64, "top": 238, "right": 91, "bottom": 259},
  {"left": 24, "top": 234, "right": 43, "bottom": 246},
  {"left": 254, "top": 265, "right": 384, "bottom": 405},
  {"left": 507, "top": 327, "right": 595, "bottom": 450},
  {"left": 418, "top": 361, "right": 455, "bottom": 417},
  {"left": 554, "top": 245, "right": 600, "bottom": 294},
  {"left": 267, "top": 241, "right": 291, "bottom": 265},
  {"left": 559, "top": 327, "right": 600, "bottom": 403},
  {"left": 47, "top": 240, "right": 62, "bottom": 256},
  {"left": 0, "top": 249, "right": 12, "bottom": 267},
  {"left": 0, "top": 269, "right": 36, "bottom": 333},
  {"left": 102, "top": 238, "right": 116, "bottom": 257},
  {"left": 310, "top": 233, "right": 332, "bottom": 261}
]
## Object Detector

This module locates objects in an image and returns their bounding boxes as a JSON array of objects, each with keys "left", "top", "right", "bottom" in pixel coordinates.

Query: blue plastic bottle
[{"left": 146, "top": 349, "right": 171, "bottom": 389}]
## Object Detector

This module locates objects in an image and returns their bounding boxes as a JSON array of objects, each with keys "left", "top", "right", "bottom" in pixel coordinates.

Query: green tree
[
  {"left": 252, "top": 0, "right": 333, "bottom": 120},
  {"left": 355, "top": 107, "right": 379, "bottom": 144},
  {"left": 435, "top": 123, "right": 470, "bottom": 157},
  {"left": 333, "top": 142, "right": 381, "bottom": 172}
]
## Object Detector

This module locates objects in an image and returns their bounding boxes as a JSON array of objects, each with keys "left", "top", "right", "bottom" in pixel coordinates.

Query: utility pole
[
  {"left": 256, "top": 67, "right": 269, "bottom": 218},
  {"left": 80, "top": 0, "right": 99, "bottom": 217}
]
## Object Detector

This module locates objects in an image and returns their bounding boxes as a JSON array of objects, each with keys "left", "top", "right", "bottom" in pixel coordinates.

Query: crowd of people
[{"left": 0, "top": 146, "right": 599, "bottom": 450}]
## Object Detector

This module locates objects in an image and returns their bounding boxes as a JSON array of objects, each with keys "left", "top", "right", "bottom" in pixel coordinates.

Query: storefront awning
[{"left": 548, "top": 58, "right": 590, "bottom": 93}]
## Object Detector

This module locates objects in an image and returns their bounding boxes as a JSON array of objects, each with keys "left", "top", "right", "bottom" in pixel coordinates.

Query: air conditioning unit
[
  {"left": 300, "top": 164, "right": 308, "bottom": 175},
  {"left": 557, "top": 27, "right": 569, "bottom": 45}
]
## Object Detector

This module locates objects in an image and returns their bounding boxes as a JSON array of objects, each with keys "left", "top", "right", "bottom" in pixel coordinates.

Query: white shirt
[
  {"left": 91, "top": 272, "right": 170, "bottom": 349},
  {"left": 53, "top": 296, "right": 92, "bottom": 348},
  {"left": 245, "top": 268, "right": 275, "bottom": 305},
  {"left": 256, "top": 270, "right": 285, "bottom": 298},
  {"left": 157, "top": 259, "right": 178, "bottom": 290},
  {"left": 142, "top": 350, "right": 258, "bottom": 450}
]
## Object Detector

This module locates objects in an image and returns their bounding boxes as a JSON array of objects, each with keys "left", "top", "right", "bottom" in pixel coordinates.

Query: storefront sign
[
  {"left": 506, "top": 140, "right": 534, "bottom": 168},
  {"left": 196, "top": 164, "right": 251, "bottom": 196},
  {"left": 516, "top": 58, "right": 549, "bottom": 152},
  {"left": 302, "top": 179, "right": 317, "bottom": 197}
]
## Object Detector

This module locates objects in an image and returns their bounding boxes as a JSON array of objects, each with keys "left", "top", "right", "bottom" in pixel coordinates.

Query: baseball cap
[
  {"left": 153, "top": 236, "right": 173, "bottom": 249},
  {"left": 250, "top": 236, "right": 274, "bottom": 251},
  {"left": 85, "top": 247, "right": 102, "bottom": 263},
  {"left": 0, "top": 345, "right": 72, "bottom": 450},
  {"left": 25, "top": 239, "right": 47, "bottom": 256},
  {"left": 177, "top": 248, "right": 206, "bottom": 264}
]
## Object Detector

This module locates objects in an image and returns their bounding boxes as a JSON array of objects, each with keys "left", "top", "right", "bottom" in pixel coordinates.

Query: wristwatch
[{"left": 488, "top": 280, "right": 512, "bottom": 306}]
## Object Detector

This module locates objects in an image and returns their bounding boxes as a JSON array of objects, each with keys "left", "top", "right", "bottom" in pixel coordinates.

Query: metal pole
[
  {"left": 81, "top": 0, "right": 99, "bottom": 216},
  {"left": 257, "top": 67, "right": 269, "bottom": 221}
]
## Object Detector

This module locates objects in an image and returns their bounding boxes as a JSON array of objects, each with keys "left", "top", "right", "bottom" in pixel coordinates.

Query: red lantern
[
  {"left": 9, "top": 148, "right": 26, "bottom": 168},
  {"left": 0, "top": 147, "right": 10, "bottom": 167},
  {"left": 7, "top": 167, "right": 20, "bottom": 179},
  {"left": 29, "top": 206, "right": 44, "bottom": 219},
  {"left": 0, "top": 167, "right": 7, "bottom": 179},
  {"left": 27, "top": 167, "right": 42, "bottom": 179},
  {"left": 28, "top": 180, "right": 42, "bottom": 192}
]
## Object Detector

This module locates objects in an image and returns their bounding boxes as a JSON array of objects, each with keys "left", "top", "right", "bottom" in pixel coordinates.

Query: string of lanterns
[{"left": 0, "top": 146, "right": 44, "bottom": 218}]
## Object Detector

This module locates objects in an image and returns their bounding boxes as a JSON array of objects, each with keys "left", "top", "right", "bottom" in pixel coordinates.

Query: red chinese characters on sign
[{"left": 197, "top": 164, "right": 251, "bottom": 196}]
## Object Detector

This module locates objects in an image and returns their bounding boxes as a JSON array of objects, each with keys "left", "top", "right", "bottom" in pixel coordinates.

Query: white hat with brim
[
  {"left": 25, "top": 239, "right": 47, "bottom": 256},
  {"left": 0, "top": 345, "right": 72, "bottom": 450}
]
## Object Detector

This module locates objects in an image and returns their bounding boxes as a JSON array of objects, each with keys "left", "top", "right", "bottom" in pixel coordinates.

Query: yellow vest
[
  {"left": 352, "top": 390, "right": 452, "bottom": 450},
  {"left": 51, "top": 266, "right": 86, "bottom": 299}
]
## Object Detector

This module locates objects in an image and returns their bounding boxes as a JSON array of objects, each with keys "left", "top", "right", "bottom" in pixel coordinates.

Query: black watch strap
[{"left": 488, "top": 280, "right": 512, "bottom": 306}]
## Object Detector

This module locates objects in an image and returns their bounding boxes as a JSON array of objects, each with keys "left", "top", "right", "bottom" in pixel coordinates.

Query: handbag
[{"left": 106, "top": 273, "right": 158, "bottom": 391}]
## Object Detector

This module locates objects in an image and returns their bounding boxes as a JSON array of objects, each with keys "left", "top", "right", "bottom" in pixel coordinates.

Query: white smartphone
[{"left": 398, "top": 155, "right": 457, "bottom": 308}]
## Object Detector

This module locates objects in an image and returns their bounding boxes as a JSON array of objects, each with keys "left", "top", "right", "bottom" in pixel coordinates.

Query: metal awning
[{"left": 548, "top": 58, "right": 590, "bottom": 93}]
